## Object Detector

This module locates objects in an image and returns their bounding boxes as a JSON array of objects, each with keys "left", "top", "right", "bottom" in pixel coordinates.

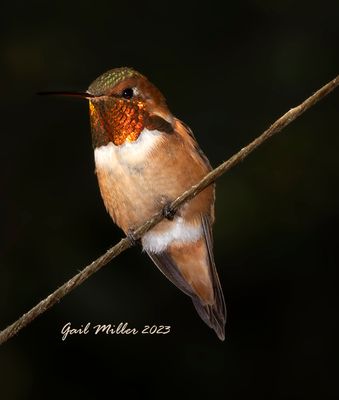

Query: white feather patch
[
  {"left": 94, "top": 128, "right": 162, "bottom": 169},
  {"left": 142, "top": 217, "right": 202, "bottom": 253}
]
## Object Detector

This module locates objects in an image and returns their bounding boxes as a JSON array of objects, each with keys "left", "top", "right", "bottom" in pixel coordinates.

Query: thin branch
[{"left": 0, "top": 75, "right": 338, "bottom": 346}]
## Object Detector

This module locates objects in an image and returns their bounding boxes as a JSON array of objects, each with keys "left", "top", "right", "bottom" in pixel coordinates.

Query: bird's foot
[{"left": 162, "top": 202, "right": 176, "bottom": 221}]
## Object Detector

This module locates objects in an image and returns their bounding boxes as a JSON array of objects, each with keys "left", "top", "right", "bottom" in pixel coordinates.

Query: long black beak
[{"left": 37, "top": 91, "right": 95, "bottom": 99}]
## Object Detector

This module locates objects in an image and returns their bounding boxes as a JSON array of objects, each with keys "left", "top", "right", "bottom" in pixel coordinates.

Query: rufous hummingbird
[{"left": 40, "top": 67, "right": 226, "bottom": 340}]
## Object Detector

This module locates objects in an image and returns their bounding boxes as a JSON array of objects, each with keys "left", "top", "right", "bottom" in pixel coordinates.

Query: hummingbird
[{"left": 41, "top": 67, "right": 226, "bottom": 340}]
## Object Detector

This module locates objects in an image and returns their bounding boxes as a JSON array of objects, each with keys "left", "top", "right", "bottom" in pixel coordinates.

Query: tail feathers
[{"left": 146, "top": 215, "right": 226, "bottom": 340}]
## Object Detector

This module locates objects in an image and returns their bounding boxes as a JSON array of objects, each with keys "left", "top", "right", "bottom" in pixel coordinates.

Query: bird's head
[{"left": 87, "top": 67, "right": 173, "bottom": 147}]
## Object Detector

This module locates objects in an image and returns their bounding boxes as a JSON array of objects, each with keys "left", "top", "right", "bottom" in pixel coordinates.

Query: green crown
[{"left": 88, "top": 67, "right": 141, "bottom": 95}]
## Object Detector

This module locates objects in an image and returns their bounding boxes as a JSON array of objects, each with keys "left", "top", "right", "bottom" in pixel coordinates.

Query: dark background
[{"left": 1, "top": 1, "right": 338, "bottom": 398}]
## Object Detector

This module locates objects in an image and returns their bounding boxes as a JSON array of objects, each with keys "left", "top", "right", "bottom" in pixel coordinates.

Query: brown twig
[{"left": 0, "top": 75, "right": 338, "bottom": 346}]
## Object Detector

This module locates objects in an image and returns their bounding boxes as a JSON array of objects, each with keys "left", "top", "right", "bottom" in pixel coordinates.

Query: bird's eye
[{"left": 122, "top": 88, "right": 134, "bottom": 99}]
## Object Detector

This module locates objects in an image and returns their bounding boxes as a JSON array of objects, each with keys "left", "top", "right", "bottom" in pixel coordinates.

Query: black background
[{"left": 1, "top": 1, "right": 338, "bottom": 398}]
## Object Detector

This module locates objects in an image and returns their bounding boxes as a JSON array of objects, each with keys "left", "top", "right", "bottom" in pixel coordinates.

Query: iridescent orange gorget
[{"left": 89, "top": 98, "right": 146, "bottom": 146}]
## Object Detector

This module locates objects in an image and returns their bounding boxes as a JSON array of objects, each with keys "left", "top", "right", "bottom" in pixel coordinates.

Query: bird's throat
[{"left": 89, "top": 99, "right": 146, "bottom": 147}]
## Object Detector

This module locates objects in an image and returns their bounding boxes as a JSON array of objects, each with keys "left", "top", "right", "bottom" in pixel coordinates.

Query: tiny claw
[
  {"left": 162, "top": 203, "right": 176, "bottom": 221},
  {"left": 127, "top": 229, "right": 138, "bottom": 246}
]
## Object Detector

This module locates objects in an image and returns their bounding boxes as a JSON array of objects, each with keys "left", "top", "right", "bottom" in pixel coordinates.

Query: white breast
[{"left": 94, "top": 128, "right": 163, "bottom": 170}]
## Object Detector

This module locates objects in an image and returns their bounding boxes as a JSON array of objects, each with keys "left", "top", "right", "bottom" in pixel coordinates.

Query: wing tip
[
  {"left": 216, "top": 329, "right": 226, "bottom": 342},
  {"left": 191, "top": 296, "right": 226, "bottom": 341}
]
